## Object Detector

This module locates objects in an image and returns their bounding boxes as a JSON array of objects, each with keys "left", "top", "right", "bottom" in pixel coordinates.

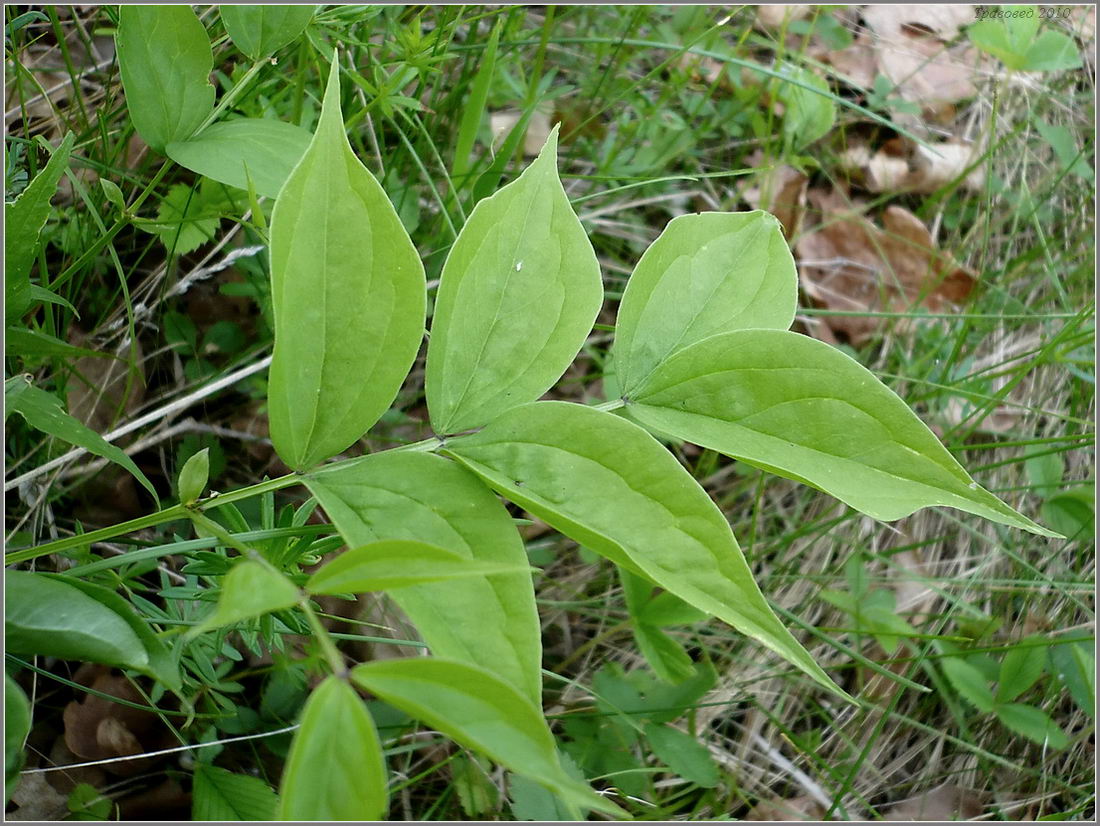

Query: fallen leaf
[
  {"left": 840, "top": 140, "right": 985, "bottom": 194},
  {"left": 489, "top": 107, "right": 553, "bottom": 157},
  {"left": 861, "top": 5, "right": 976, "bottom": 42},
  {"left": 884, "top": 783, "right": 983, "bottom": 821},
  {"left": 742, "top": 158, "right": 808, "bottom": 240},
  {"left": 755, "top": 5, "right": 812, "bottom": 30},
  {"left": 825, "top": 32, "right": 879, "bottom": 88},
  {"left": 745, "top": 795, "right": 827, "bottom": 820},
  {"left": 62, "top": 666, "right": 174, "bottom": 777},
  {"left": 796, "top": 188, "right": 976, "bottom": 345}
]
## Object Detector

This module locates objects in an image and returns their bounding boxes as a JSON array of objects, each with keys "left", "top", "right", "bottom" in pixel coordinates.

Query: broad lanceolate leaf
[
  {"left": 268, "top": 60, "right": 426, "bottom": 470},
  {"left": 643, "top": 722, "right": 719, "bottom": 788},
  {"left": 4, "top": 375, "right": 158, "bottom": 501},
  {"left": 277, "top": 676, "right": 387, "bottom": 820},
  {"left": 220, "top": 5, "right": 316, "bottom": 60},
  {"left": 775, "top": 63, "right": 836, "bottom": 149},
  {"left": 352, "top": 658, "right": 625, "bottom": 818},
  {"left": 995, "top": 703, "right": 1070, "bottom": 750},
  {"left": 306, "top": 539, "right": 531, "bottom": 595},
  {"left": 189, "top": 560, "right": 300, "bottom": 637},
  {"left": 445, "top": 401, "right": 843, "bottom": 697},
  {"left": 115, "top": 6, "right": 215, "bottom": 153},
  {"left": 626, "top": 329, "right": 1055, "bottom": 535},
  {"left": 193, "top": 764, "right": 278, "bottom": 821},
  {"left": 613, "top": 211, "right": 797, "bottom": 395},
  {"left": 6, "top": 571, "right": 147, "bottom": 672},
  {"left": 425, "top": 125, "right": 603, "bottom": 434},
  {"left": 996, "top": 638, "right": 1048, "bottom": 704},
  {"left": 5, "top": 132, "right": 74, "bottom": 323},
  {"left": 305, "top": 451, "right": 542, "bottom": 705},
  {"left": 166, "top": 119, "right": 313, "bottom": 199}
]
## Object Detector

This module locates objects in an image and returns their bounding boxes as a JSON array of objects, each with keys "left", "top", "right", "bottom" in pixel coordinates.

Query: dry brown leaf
[
  {"left": 755, "top": 5, "right": 812, "bottom": 30},
  {"left": 745, "top": 795, "right": 827, "bottom": 821},
  {"left": 62, "top": 667, "right": 174, "bottom": 776},
  {"left": 861, "top": 5, "right": 976, "bottom": 42},
  {"left": 841, "top": 140, "right": 984, "bottom": 195},
  {"left": 884, "top": 783, "right": 984, "bottom": 820},
  {"left": 489, "top": 107, "right": 553, "bottom": 157},
  {"left": 742, "top": 160, "right": 809, "bottom": 240},
  {"left": 796, "top": 189, "right": 975, "bottom": 345},
  {"left": 826, "top": 32, "right": 879, "bottom": 88}
]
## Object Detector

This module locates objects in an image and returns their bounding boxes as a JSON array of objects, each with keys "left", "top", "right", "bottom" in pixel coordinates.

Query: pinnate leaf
[
  {"left": 613, "top": 211, "right": 796, "bottom": 395},
  {"left": 626, "top": 329, "right": 1055, "bottom": 535},
  {"left": 306, "top": 539, "right": 531, "bottom": 595},
  {"left": 445, "top": 400, "right": 843, "bottom": 697},
  {"left": 305, "top": 451, "right": 543, "bottom": 705},
  {"left": 278, "top": 676, "right": 387, "bottom": 820},
  {"left": 115, "top": 6, "right": 214, "bottom": 153},
  {"left": 425, "top": 125, "right": 602, "bottom": 434},
  {"left": 268, "top": 59, "right": 425, "bottom": 470},
  {"left": 352, "top": 658, "right": 625, "bottom": 818}
]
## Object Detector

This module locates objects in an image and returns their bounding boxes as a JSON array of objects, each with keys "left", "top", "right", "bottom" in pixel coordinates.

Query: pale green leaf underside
[
  {"left": 167, "top": 118, "right": 312, "bottom": 199},
  {"left": 220, "top": 5, "right": 315, "bottom": 60},
  {"left": 5, "top": 376, "right": 158, "bottom": 500},
  {"left": 306, "top": 539, "right": 531, "bottom": 595},
  {"left": 304, "top": 451, "right": 543, "bottom": 705},
  {"left": 277, "top": 676, "right": 387, "bottom": 820},
  {"left": 115, "top": 6, "right": 214, "bottom": 153},
  {"left": 613, "top": 211, "right": 797, "bottom": 395},
  {"left": 426, "top": 125, "right": 603, "bottom": 434},
  {"left": 352, "top": 658, "right": 625, "bottom": 818},
  {"left": 627, "top": 329, "right": 1055, "bottom": 536},
  {"left": 268, "top": 61, "right": 426, "bottom": 470},
  {"left": 444, "top": 401, "right": 843, "bottom": 697},
  {"left": 189, "top": 560, "right": 300, "bottom": 637}
]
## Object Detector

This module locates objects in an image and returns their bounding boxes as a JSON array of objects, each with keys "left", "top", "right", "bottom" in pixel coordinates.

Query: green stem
[
  {"left": 299, "top": 597, "right": 348, "bottom": 677},
  {"left": 591, "top": 398, "right": 625, "bottom": 413},
  {"left": 8, "top": 436, "right": 445, "bottom": 565}
]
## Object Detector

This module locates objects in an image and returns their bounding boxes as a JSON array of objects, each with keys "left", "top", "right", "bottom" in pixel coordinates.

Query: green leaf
[
  {"left": 452, "top": 21, "right": 500, "bottom": 183},
  {"left": 220, "top": 5, "right": 315, "bottom": 60},
  {"left": 775, "top": 63, "right": 836, "bottom": 149},
  {"left": 5, "top": 571, "right": 148, "bottom": 672},
  {"left": 138, "top": 181, "right": 224, "bottom": 256},
  {"left": 189, "top": 560, "right": 300, "bottom": 637},
  {"left": 50, "top": 575, "right": 181, "bottom": 692},
  {"left": 351, "top": 658, "right": 625, "bottom": 818},
  {"left": 640, "top": 591, "right": 709, "bottom": 627},
  {"left": 1021, "top": 29, "right": 1082, "bottom": 71},
  {"left": 178, "top": 447, "right": 210, "bottom": 505},
  {"left": 1025, "top": 450, "right": 1064, "bottom": 493},
  {"left": 306, "top": 539, "right": 531, "bottom": 595},
  {"left": 995, "top": 703, "right": 1070, "bottom": 749},
  {"left": 1041, "top": 487, "right": 1094, "bottom": 540},
  {"left": 613, "top": 211, "right": 797, "bottom": 395},
  {"left": 278, "top": 676, "right": 387, "bottom": 820},
  {"left": 5, "top": 375, "right": 158, "bottom": 501},
  {"left": 643, "top": 722, "right": 719, "bottom": 788},
  {"left": 166, "top": 119, "right": 313, "bottom": 200},
  {"left": 452, "top": 754, "right": 499, "bottom": 818},
  {"left": 940, "top": 656, "right": 995, "bottom": 712},
  {"left": 5, "top": 132, "right": 74, "bottom": 323},
  {"left": 5, "top": 674, "right": 31, "bottom": 799},
  {"left": 1049, "top": 637, "right": 1094, "bottom": 718},
  {"left": 4, "top": 328, "right": 111, "bottom": 360},
  {"left": 626, "top": 329, "right": 1055, "bottom": 536},
  {"left": 115, "top": 6, "right": 215, "bottom": 153},
  {"left": 445, "top": 400, "right": 844, "bottom": 697},
  {"left": 425, "top": 125, "right": 603, "bottom": 434},
  {"left": 99, "top": 178, "right": 126, "bottom": 212},
  {"left": 635, "top": 624, "right": 696, "bottom": 684},
  {"left": 305, "top": 452, "right": 542, "bottom": 705},
  {"left": 996, "top": 638, "right": 1049, "bottom": 703},
  {"left": 268, "top": 59, "right": 425, "bottom": 470},
  {"left": 193, "top": 764, "right": 278, "bottom": 821},
  {"left": 1035, "top": 120, "right": 1093, "bottom": 180}
]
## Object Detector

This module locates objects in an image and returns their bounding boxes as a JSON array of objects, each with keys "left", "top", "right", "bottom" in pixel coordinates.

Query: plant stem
[
  {"left": 8, "top": 435, "right": 445, "bottom": 565},
  {"left": 299, "top": 597, "right": 348, "bottom": 677}
]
